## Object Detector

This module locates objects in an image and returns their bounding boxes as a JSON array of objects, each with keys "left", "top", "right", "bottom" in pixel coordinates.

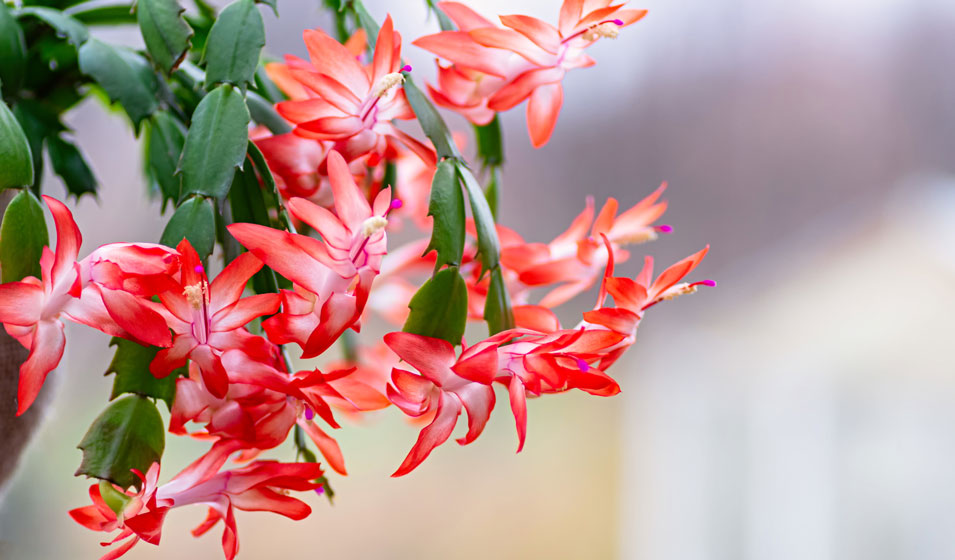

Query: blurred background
[{"left": 2, "top": 0, "right": 955, "bottom": 558}]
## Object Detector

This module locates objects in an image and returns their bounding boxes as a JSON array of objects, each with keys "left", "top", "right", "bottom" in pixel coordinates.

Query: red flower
[
  {"left": 70, "top": 460, "right": 323, "bottom": 560},
  {"left": 0, "top": 196, "right": 175, "bottom": 414},
  {"left": 171, "top": 354, "right": 353, "bottom": 476},
  {"left": 384, "top": 332, "right": 498, "bottom": 476},
  {"left": 149, "top": 240, "right": 280, "bottom": 398}
]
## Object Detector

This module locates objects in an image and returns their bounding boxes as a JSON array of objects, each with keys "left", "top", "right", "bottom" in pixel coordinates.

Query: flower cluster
[{"left": 0, "top": 1, "right": 713, "bottom": 558}]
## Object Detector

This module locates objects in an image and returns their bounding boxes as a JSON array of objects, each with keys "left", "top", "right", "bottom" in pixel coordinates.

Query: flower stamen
[
  {"left": 372, "top": 72, "right": 405, "bottom": 98},
  {"left": 582, "top": 19, "right": 624, "bottom": 41},
  {"left": 360, "top": 216, "right": 388, "bottom": 238},
  {"left": 183, "top": 283, "right": 206, "bottom": 311}
]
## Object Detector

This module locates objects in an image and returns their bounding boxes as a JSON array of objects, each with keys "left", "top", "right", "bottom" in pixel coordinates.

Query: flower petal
[
  {"left": 209, "top": 252, "right": 264, "bottom": 314},
  {"left": 452, "top": 382, "right": 494, "bottom": 445},
  {"left": 488, "top": 66, "right": 565, "bottom": 112},
  {"left": 150, "top": 335, "right": 197, "bottom": 378},
  {"left": 326, "top": 149, "right": 372, "bottom": 229},
  {"left": 301, "top": 291, "right": 358, "bottom": 359},
  {"left": 42, "top": 195, "right": 82, "bottom": 287},
  {"left": 303, "top": 28, "right": 370, "bottom": 96},
  {"left": 499, "top": 14, "right": 562, "bottom": 54},
  {"left": 559, "top": 0, "right": 585, "bottom": 36},
  {"left": 0, "top": 282, "right": 43, "bottom": 326},
  {"left": 190, "top": 345, "right": 230, "bottom": 398},
  {"left": 469, "top": 28, "right": 555, "bottom": 67},
  {"left": 508, "top": 374, "right": 528, "bottom": 452},
  {"left": 99, "top": 286, "right": 172, "bottom": 348},
  {"left": 512, "top": 305, "right": 560, "bottom": 333},
  {"left": 438, "top": 2, "right": 497, "bottom": 31},
  {"left": 582, "top": 307, "right": 640, "bottom": 333},
  {"left": 288, "top": 69, "right": 361, "bottom": 114},
  {"left": 17, "top": 319, "right": 65, "bottom": 415},
  {"left": 227, "top": 223, "right": 332, "bottom": 296},
  {"left": 392, "top": 391, "right": 461, "bottom": 476},
  {"left": 526, "top": 81, "right": 563, "bottom": 148},
  {"left": 230, "top": 487, "right": 312, "bottom": 520},
  {"left": 276, "top": 98, "right": 339, "bottom": 125},
  {"left": 298, "top": 115, "right": 364, "bottom": 139},
  {"left": 371, "top": 16, "right": 398, "bottom": 84},
  {"left": 648, "top": 246, "right": 709, "bottom": 299},
  {"left": 383, "top": 332, "right": 456, "bottom": 386},
  {"left": 211, "top": 293, "right": 280, "bottom": 332},
  {"left": 412, "top": 32, "right": 509, "bottom": 78},
  {"left": 300, "top": 420, "right": 347, "bottom": 475}
]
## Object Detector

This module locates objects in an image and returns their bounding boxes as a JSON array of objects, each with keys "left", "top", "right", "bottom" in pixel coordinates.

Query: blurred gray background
[{"left": 2, "top": 0, "right": 954, "bottom": 558}]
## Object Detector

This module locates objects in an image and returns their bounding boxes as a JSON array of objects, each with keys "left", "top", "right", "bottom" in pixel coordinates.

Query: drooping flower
[
  {"left": 70, "top": 460, "right": 324, "bottom": 560},
  {"left": 415, "top": 0, "right": 647, "bottom": 146},
  {"left": 0, "top": 196, "right": 176, "bottom": 415},
  {"left": 384, "top": 324, "right": 629, "bottom": 472},
  {"left": 384, "top": 331, "right": 498, "bottom": 476}
]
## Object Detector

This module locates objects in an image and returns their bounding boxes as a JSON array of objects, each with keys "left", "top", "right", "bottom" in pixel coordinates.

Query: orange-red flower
[
  {"left": 228, "top": 150, "right": 394, "bottom": 358},
  {"left": 274, "top": 16, "right": 435, "bottom": 165},
  {"left": 415, "top": 1, "right": 647, "bottom": 146}
]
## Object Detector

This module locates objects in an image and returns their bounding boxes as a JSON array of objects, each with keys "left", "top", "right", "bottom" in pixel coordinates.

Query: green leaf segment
[
  {"left": 344, "top": 0, "right": 514, "bottom": 339},
  {"left": 0, "top": 189, "right": 48, "bottom": 283},
  {"left": 76, "top": 395, "right": 166, "bottom": 491}
]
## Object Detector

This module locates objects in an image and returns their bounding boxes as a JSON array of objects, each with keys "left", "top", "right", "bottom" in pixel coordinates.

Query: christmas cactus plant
[{"left": 0, "top": 0, "right": 713, "bottom": 557}]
